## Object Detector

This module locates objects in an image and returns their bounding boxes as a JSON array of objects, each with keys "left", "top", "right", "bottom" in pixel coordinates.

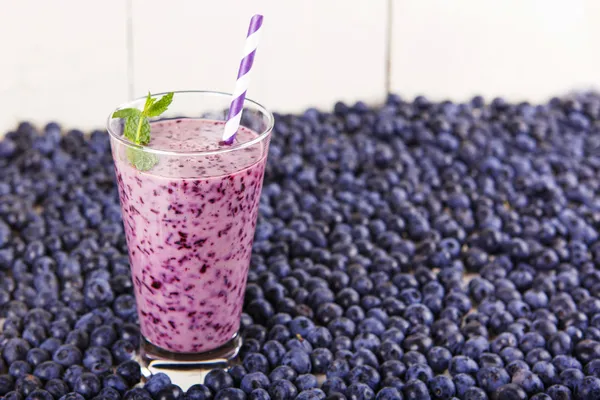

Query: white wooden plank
[
  {"left": 131, "top": 0, "right": 388, "bottom": 114},
  {"left": 0, "top": 0, "right": 129, "bottom": 134},
  {"left": 390, "top": 0, "right": 599, "bottom": 102}
]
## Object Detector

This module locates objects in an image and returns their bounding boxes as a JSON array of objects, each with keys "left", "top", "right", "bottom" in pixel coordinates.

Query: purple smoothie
[{"left": 112, "top": 118, "right": 267, "bottom": 353}]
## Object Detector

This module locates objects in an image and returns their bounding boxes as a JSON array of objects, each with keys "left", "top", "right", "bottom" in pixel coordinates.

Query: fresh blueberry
[
  {"left": 243, "top": 353, "right": 269, "bottom": 374},
  {"left": 32, "top": 361, "right": 63, "bottom": 381},
  {"left": 248, "top": 388, "right": 269, "bottom": 400},
  {"left": 347, "top": 365, "right": 380, "bottom": 390},
  {"left": 546, "top": 384, "right": 572, "bottom": 399},
  {"left": 9, "top": 361, "right": 32, "bottom": 379},
  {"left": 240, "top": 372, "right": 269, "bottom": 394},
  {"left": 116, "top": 360, "right": 141, "bottom": 386},
  {"left": 52, "top": 344, "right": 82, "bottom": 367},
  {"left": 262, "top": 341, "right": 286, "bottom": 366},
  {"left": 402, "top": 379, "right": 430, "bottom": 400},
  {"left": 44, "top": 379, "right": 69, "bottom": 399},
  {"left": 185, "top": 384, "right": 212, "bottom": 400},
  {"left": 3, "top": 339, "right": 31, "bottom": 364},
  {"left": 95, "top": 387, "right": 121, "bottom": 400},
  {"left": 428, "top": 375, "right": 455, "bottom": 399},
  {"left": 123, "top": 388, "right": 152, "bottom": 400},
  {"left": 511, "top": 370, "right": 544, "bottom": 394},
  {"left": 269, "top": 366, "right": 297, "bottom": 383},
  {"left": 268, "top": 379, "right": 297, "bottom": 400},
  {"left": 74, "top": 372, "right": 101, "bottom": 398},
  {"left": 204, "top": 370, "right": 233, "bottom": 393},
  {"left": 0, "top": 374, "right": 14, "bottom": 395},
  {"left": 155, "top": 384, "right": 184, "bottom": 400},
  {"left": 310, "top": 348, "right": 333, "bottom": 374},
  {"left": 63, "top": 365, "right": 85, "bottom": 389}
]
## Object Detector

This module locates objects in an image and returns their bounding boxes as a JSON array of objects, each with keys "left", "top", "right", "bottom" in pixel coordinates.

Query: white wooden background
[{"left": 0, "top": 0, "right": 599, "bottom": 132}]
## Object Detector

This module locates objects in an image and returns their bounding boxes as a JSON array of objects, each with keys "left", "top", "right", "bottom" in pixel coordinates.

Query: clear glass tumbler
[{"left": 106, "top": 91, "right": 273, "bottom": 376}]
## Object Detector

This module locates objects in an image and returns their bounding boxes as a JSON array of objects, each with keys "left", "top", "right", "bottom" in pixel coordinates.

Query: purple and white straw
[{"left": 222, "top": 14, "right": 264, "bottom": 144}]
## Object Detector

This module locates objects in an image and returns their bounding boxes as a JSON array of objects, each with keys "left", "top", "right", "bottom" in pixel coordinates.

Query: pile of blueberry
[{"left": 2, "top": 92, "right": 600, "bottom": 399}]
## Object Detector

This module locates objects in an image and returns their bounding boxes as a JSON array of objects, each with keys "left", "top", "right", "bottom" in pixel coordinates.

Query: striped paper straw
[{"left": 222, "top": 14, "right": 264, "bottom": 144}]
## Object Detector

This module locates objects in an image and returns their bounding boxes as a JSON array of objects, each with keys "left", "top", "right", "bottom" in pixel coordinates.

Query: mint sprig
[{"left": 112, "top": 92, "right": 174, "bottom": 171}]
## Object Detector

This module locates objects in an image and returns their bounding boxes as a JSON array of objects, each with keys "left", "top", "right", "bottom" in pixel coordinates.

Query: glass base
[{"left": 140, "top": 334, "right": 242, "bottom": 389}]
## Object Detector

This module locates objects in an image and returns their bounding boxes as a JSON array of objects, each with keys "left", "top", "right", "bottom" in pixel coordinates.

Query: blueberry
[
  {"left": 453, "top": 373, "right": 476, "bottom": 398},
  {"left": 347, "top": 365, "right": 380, "bottom": 390},
  {"left": 243, "top": 353, "right": 269, "bottom": 374},
  {"left": 345, "top": 383, "right": 375, "bottom": 400},
  {"left": 269, "top": 366, "right": 297, "bottom": 383},
  {"left": 268, "top": 380, "right": 297, "bottom": 400},
  {"left": 63, "top": 365, "right": 85, "bottom": 389},
  {"left": 402, "top": 379, "right": 430, "bottom": 400},
  {"left": 449, "top": 356, "right": 478, "bottom": 376},
  {"left": 81, "top": 347, "right": 112, "bottom": 371},
  {"left": 374, "top": 387, "right": 401, "bottom": 400},
  {"left": 427, "top": 375, "right": 455, "bottom": 399},
  {"left": 240, "top": 372, "right": 269, "bottom": 394},
  {"left": 155, "top": 384, "right": 184, "bottom": 400},
  {"left": 248, "top": 388, "right": 270, "bottom": 400},
  {"left": 574, "top": 340, "right": 600, "bottom": 364},
  {"left": 228, "top": 365, "right": 247, "bottom": 386},
  {"left": 116, "top": 360, "right": 141, "bottom": 386},
  {"left": 185, "top": 384, "right": 213, "bottom": 400},
  {"left": 306, "top": 327, "right": 332, "bottom": 348},
  {"left": 111, "top": 339, "right": 135, "bottom": 364},
  {"left": 119, "top": 323, "right": 141, "bottom": 348},
  {"left": 24, "top": 389, "right": 54, "bottom": 400},
  {"left": 95, "top": 387, "right": 121, "bottom": 400},
  {"left": 322, "top": 377, "right": 347, "bottom": 396},
  {"left": 3, "top": 338, "right": 31, "bottom": 364},
  {"left": 90, "top": 326, "right": 117, "bottom": 348},
  {"left": 546, "top": 384, "right": 572, "bottom": 399},
  {"left": 295, "top": 388, "right": 325, "bottom": 400},
  {"left": 585, "top": 359, "right": 600, "bottom": 378},
  {"left": 9, "top": 361, "right": 32, "bottom": 379},
  {"left": 262, "top": 341, "right": 286, "bottom": 366},
  {"left": 576, "top": 376, "right": 600, "bottom": 400},
  {"left": 310, "top": 348, "right": 333, "bottom": 374},
  {"left": 553, "top": 355, "right": 583, "bottom": 373},
  {"left": 511, "top": 370, "right": 544, "bottom": 394},
  {"left": 102, "top": 374, "right": 128, "bottom": 394},
  {"left": 44, "top": 379, "right": 69, "bottom": 399},
  {"left": 74, "top": 372, "right": 101, "bottom": 398},
  {"left": 53, "top": 345, "right": 82, "bottom": 367},
  {"left": 560, "top": 368, "right": 584, "bottom": 391},
  {"left": 353, "top": 333, "right": 380, "bottom": 352},
  {"left": 326, "top": 359, "right": 350, "bottom": 380},
  {"left": 0, "top": 374, "right": 14, "bottom": 395},
  {"left": 204, "top": 370, "right": 233, "bottom": 393},
  {"left": 123, "top": 388, "right": 152, "bottom": 400},
  {"left": 285, "top": 338, "right": 312, "bottom": 354},
  {"left": 33, "top": 361, "right": 63, "bottom": 381},
  {"left": 294, "top": 374, "right": 318, "bottom": 391},
  {"left": 39, "top": 339, "right": 61, "bottom": 355},
  {"left": 281, "top": 350, "right": 311, "bottom": 374},
  {"left": 462, "top": 387, "right": 487, "bottom": 400},
  {"left": 65, "top": 329, "right": 89, "bottom": 350}
]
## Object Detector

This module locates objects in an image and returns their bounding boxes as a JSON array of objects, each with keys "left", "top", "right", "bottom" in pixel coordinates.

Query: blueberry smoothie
[{"left": 112, "top": 119, "right": 267, "bottom": 353}]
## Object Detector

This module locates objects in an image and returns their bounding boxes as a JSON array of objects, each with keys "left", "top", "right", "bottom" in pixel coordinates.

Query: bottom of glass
[{"left": 140, "top": 334, "right": 242, "bottom": 389}]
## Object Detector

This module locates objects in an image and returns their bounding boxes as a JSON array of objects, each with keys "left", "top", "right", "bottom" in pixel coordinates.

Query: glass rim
[{"left": 106, "top": 90, "right": 274, "bottom": 157}]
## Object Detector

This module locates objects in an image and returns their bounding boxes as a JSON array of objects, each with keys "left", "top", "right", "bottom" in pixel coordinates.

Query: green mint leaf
[
  {"left": 112, "top": 108, "right": 141, "bottom": 119},
  {"left": 147, "top": 92, "right": 174, "bottom": 117},
  {"left": 143, "top": 91, "right": 156, "bottom": 114},
  {"left": 126, "top": 147, "right": 158, "bottom": 171},
  {"left": 112, "top": 91, "right": 174, "bottom": 171},
  {"left": 136, "top": 117, "right": 151, "bottom": 145},
  {"left": 122, "top": 113, "right": 142, "bottom": 143}
]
